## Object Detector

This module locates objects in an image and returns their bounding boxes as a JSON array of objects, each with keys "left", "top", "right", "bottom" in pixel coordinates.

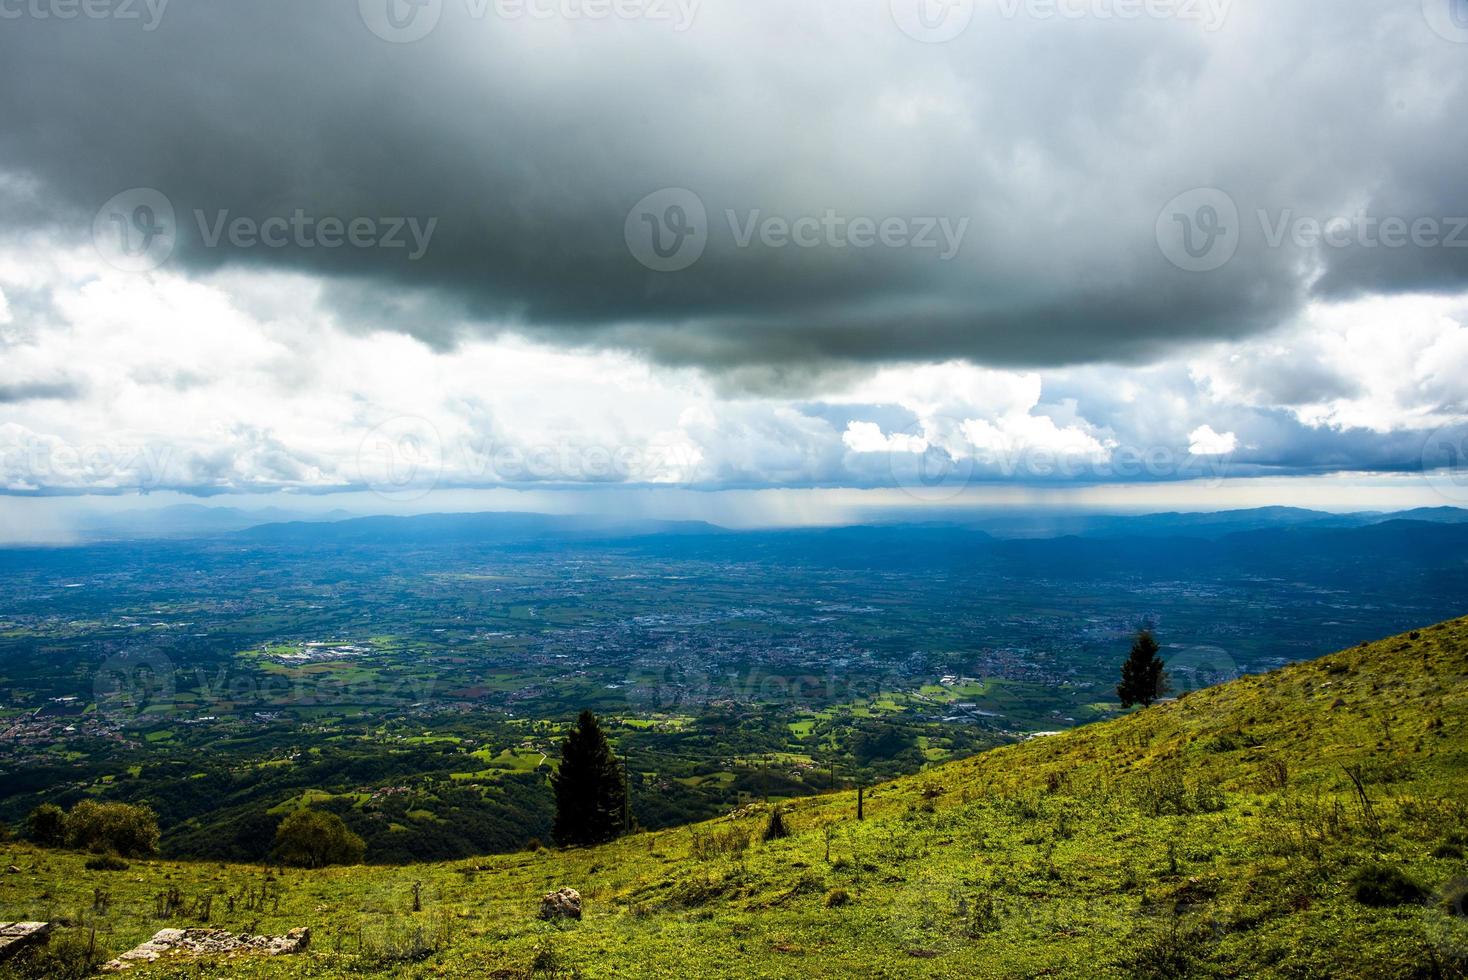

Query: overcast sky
[{"left": 1, "top": 0, "right": 1467, "bottom": 524}]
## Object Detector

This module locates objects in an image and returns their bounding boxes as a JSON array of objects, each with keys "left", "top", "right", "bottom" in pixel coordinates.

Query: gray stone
[
  {"left": 539, "top": 887, "right": 582, "bottom": 920},
  {"left": 103, "top": 927, "right": 310, "bottom": 971},
  {"left": 0, "top": 922, "right": 54, "bottom": 963}
]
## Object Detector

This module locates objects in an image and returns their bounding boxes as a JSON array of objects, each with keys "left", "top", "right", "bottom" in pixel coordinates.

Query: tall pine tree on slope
[
  {"left": 551, "top": 710, "right": 628, "bottom": 847},
  {"left": 1117, "top": 630, "right": 1169, "bottom": 708}
]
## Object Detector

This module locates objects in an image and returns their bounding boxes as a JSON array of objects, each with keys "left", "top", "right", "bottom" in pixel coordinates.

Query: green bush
[
  {"left": 25, "top": 803, "right": 66, "bottom": 847},
  {"left": 690, "top": 826, "right": 750, "bottom": 860},
  {"left": 1350, "top": 864, "right": 1426, "bottom": 907},
  {"left": 762, "top": 805, "right": 790, "bottom": 842},
  {"left": 64, "top": 801, "right": 159, "bottom": 857},
  {"left": 1115, "top": 918, "right": 1215, "bottom": 980},
  {"left": 824, "top": 887, "right": 851, "bottom": 907},
  {"left": 1, "top": 928, "right": 107, "bottom": 979},
  {"left": 84, "top": 853, "right": 130, "bottom": 871},
  {"left": 272, "top": 808, "right": 366, "bottom": 868}
]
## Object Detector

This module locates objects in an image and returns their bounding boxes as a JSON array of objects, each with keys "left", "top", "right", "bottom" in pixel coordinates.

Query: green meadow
[{"left": 3, "top": 618, "right": 1466, "bottom": 978}]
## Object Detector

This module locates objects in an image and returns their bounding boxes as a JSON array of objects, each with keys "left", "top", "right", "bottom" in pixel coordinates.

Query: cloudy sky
[{"left": 1, "top": 0, "right": 1467, "bottom": 530}]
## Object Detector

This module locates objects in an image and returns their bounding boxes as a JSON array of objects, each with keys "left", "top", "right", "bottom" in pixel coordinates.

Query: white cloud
[
  {"left": 1187, "top": 426, "right": 1239, "bottom": 457},
  {"left": 0, "top": 235, "right": 1466, "bottom": 495},
  {"left": 1188, "top": 294, "right": 1468, "bottom": 433},
  {"left": 842, "top": 421, "right": 927, "bottom": 455}
]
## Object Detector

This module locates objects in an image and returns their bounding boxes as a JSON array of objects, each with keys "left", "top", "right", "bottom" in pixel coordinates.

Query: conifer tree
[
  {"left": 1117, "top": 630, "right": 1169, "bottom": 708},
  {"left": 551, "top": 710, "right": 628, "bottom": 847}
]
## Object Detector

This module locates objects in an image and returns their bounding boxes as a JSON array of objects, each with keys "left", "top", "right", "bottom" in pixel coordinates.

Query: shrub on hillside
[
  {"left": 25, "top": 803, "right": 67, "bottom": 846},
  {"left": 1132, "top": 764, "right": 1225, "bottom": 817},
  {"left": 272, "top": 808, "right": 365, "bottom": 868},
  {"left": 1, "top": 928, "right": 107, "bottom": 979},
  {"left": 1350, "top": 864, "right": 1426, "bottom": 907},
  {"left": 690, "top": 826, "right": 750, "bottom": 860},
  {"left": 64, "top": 801, "right": 159, "bottom": 857},
  {"left": 84, "top": 853, "right": 131, "bottom": 871},
  {"left": 762, "top": 805, "right": 790, "bottom": 842}
]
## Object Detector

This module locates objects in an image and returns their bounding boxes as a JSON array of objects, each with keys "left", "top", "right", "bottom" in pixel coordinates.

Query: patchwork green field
[{"left": 3, "top": 617, "right": 1466, "bottom": 978}]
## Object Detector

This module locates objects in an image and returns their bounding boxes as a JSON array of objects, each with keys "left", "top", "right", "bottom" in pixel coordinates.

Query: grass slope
[{"left": 4, "top": 618, "right": 1468, "bottom": 978}]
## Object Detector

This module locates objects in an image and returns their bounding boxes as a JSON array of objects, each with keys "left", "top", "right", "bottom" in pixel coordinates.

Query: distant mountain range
[
  {"left": 950, "top": 505, "right": 1468, "bottom": 539},
  {"left": 184, "top": 507, "right": 1468, "bottom": 596},
  {"left": 73, "top": 505, "right": 359, "bottom": 540},
  {"left": 227, "top": 504, "right": 1468, "bottom": 546},
  {"left": 235, "top": 511, "right": 729, "bottom": 546},
  {"left": 45, "top": 503, "right": 1468, "bottom": 548}
]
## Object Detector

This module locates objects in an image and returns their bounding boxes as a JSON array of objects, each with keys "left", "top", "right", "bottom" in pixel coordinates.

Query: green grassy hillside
[{"left": 4, "top": 618, "right": 1468, "bottom": 978}]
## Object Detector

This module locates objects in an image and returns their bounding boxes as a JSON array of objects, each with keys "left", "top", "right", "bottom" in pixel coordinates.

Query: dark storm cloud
[{"left": 0, "top": 0, "right": 1464, "bottom": 384}]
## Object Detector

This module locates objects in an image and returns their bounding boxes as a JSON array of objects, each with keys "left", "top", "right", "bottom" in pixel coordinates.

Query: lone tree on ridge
[{"left": 1117, "top": 629, "right": 1169, "bottom": 708}]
